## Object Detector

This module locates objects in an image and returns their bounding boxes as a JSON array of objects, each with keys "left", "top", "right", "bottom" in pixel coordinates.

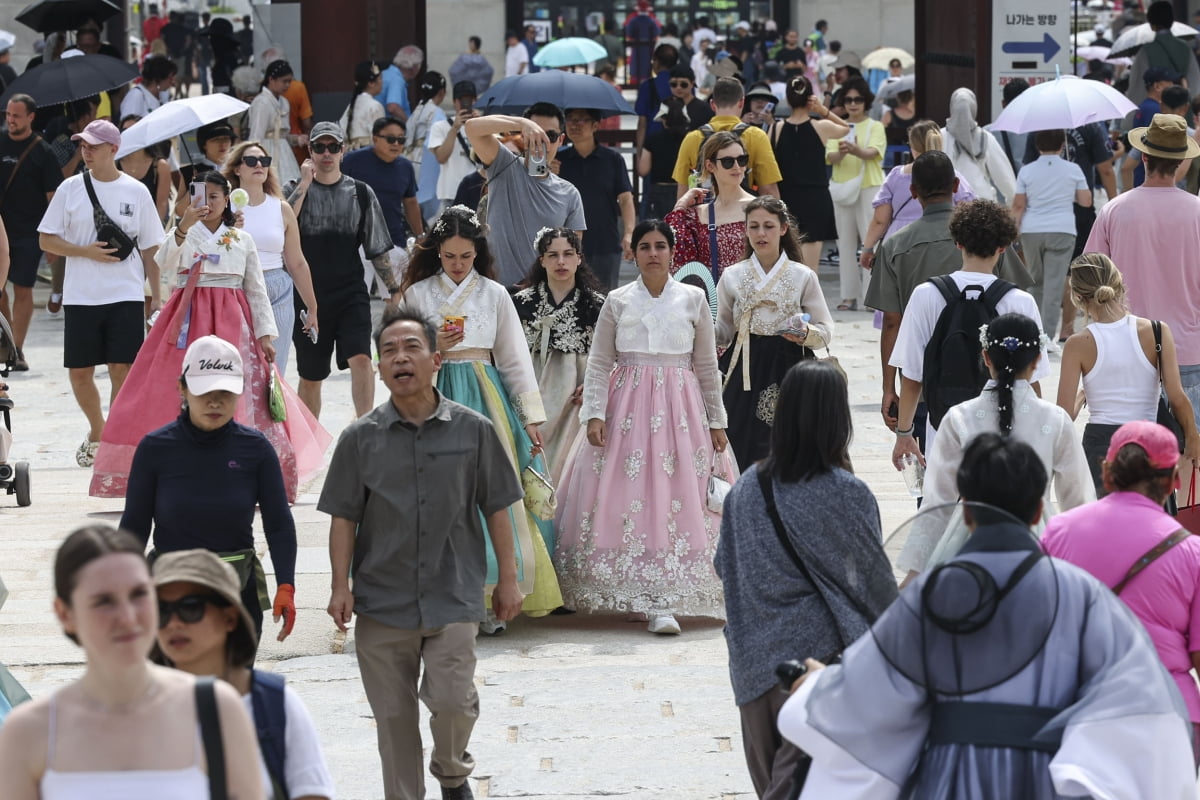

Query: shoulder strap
[
  {"left": 732, "top": 122, "right": 751, "bottom": 137},
  {"left": 980, "top": 278, "right": 1016, "bottom": 313},
  {"left": 353, "top": 178, "right": 369, "bottom": 244},
  {"left": 929, "top": 274, "right": 960, "bottom": 305},
  {"left": 250, "top": 669, "right": 290, "bottom": 800},
  {"left": 1153, "top": 319, "right": 1166, "bottom": 381},
  {"left": 195, "top": 676, "right": 228, "bottom": 800},
  {"left": 707, "top": 201, "right": 720, "bottom": 284},
  {"left": 83, "top": 170, "right": 101, "bottom": 209},
  {"left": 756, "top": 466, "right": 813, "bottom": 579},
  {"left": 3, "top": 134, "right": 40, "bottom": 201},
  {"left": 1113, "top": 529, "right": 1190, "bottom": 595}
]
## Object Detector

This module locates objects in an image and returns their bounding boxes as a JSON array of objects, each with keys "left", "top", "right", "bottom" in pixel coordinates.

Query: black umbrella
[
  {"left": 0, "top": 54, "right": 136, "bottom": 107},
  {"left": 16, "top": 0, "right": 121, "bottom": 34}
]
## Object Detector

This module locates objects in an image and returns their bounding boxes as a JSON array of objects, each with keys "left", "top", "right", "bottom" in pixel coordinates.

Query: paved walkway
[{"left": 0, "top": 267, "right": 1069, "bottom": 799}]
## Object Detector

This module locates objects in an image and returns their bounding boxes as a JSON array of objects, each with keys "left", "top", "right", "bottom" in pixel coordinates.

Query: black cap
[
  {"left": 197, "top": 121, "right": 235, "bottom": 148},
  {"left": 452, "top": 80, "right": 477, "bottom": 99},
  {"left": 669, "top": 64, "right": 696, "bottom": 82}
]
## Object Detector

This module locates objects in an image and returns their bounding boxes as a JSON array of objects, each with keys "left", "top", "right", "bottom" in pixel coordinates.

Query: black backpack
[{"left": 922, "top": 275, "right": 1016, "bottom": 429}]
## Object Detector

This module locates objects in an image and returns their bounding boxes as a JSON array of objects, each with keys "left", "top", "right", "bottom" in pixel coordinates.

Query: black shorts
[
  {"left": 293, "top": 291, "right": 372, "bottom": 381},
  {"left": 7, "top": 236, "right": 43, "bottom": 288},
  {"left": 63, "top": 301, "right": 145, "bottom": 368}
]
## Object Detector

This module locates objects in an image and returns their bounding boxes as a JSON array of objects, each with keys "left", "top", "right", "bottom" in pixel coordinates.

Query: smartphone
[
  {"left": 189, "top": 181, "right": 205, "bottom": 207},
  {"left": 526, "top": 151, "right": 548, "bottom": 178},
  {"left": 763, "top": 101, "right": 776, "bottom": 116},
  {"left": 299, "top": 309, "right": 318, "bottom": 344}
]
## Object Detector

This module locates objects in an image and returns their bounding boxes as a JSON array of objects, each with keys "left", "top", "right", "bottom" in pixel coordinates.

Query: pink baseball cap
[
  {"left": 71, "top": 119, "right": 121, "bottom": 147},
  {"left": 1105, "top": 420, "right": 1181, "bottom": 469}
]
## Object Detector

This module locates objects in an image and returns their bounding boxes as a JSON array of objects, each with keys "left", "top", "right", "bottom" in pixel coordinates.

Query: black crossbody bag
[{"left": 83, "top": 171, "right": 137, "bottom": 261}]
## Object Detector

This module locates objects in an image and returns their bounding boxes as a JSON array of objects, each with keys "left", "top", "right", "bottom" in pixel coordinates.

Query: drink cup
[{"left": 901, "top": 453, "right": 924, "bottom": 498}]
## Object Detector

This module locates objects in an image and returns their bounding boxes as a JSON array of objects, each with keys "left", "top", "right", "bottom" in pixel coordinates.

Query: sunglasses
[
  {"left": 375, "top": 134, "right": 405, "bottom": 145},
  {"left": 241, "top": 155, "right": 272, "bottom": 168},
  {"left": 669, "top": 80, "right": 692, "bottom": 88},
  {"left": 311, "top": 142, "right": 343, "bottom": 154},
  {"left": 843, "top": 96, "right": 865, "bottom": 104},
  {"left": 544, "top": 130, "right": 561, "bottom": 143},
  {"left": 158, "top": 593, "right": 230, "bottom": 628},
  {"left": 716, "top": 154, "right": 750, "bottom": 169}
]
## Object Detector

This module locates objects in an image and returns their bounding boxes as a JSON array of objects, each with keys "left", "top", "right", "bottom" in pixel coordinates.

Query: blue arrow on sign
[{"left": 1002, "top": 32, "right": 1061, "bottom": 63}]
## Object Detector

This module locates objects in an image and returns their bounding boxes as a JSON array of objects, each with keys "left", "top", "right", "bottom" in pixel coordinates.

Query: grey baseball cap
[{"left": 309, "top": 121, "right": 345, "bottom": 144}]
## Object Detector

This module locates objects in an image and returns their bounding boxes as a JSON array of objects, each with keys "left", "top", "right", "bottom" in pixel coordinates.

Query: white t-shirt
[
  {"left": 240, "top": 684, "right": 336, "bottom": 800},
  {"left": 38, "top": 171, "right": 165, "bottom": 306},
  {"left": 506, "top": 43, "right": 529, "bottom": 77},
  {"left": 426, "top": 119, "right": 475, "bottom": 201},
  {"left": 889, "top": 270, "right": 1050, "bottom": 385},
  {"left": 119, "top": 83, "right": 160, "bottom": 121},
  {"left": 1015, "top": 155, "right": 1088, "bottom": 235}
]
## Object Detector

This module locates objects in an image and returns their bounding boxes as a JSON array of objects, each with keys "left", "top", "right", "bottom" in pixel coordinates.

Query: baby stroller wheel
[{"left": 13, "top": 462, "right": 29, "bottom": 507}]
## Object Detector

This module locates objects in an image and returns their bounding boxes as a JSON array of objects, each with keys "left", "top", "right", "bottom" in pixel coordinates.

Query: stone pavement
[{"left": 0, "top": 268, "right": 1064, "bottom": 799}]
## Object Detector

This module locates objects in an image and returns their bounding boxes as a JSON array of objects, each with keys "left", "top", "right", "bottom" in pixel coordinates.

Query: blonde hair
[
  {"left": 908, "top": 119, "right": 943, "bottom": 156},
  {"left": 222, "top": 140, "right": 283, "bottom": 199},
  {"left": 1069, "top": 252, "right": 1126, "bottom": 311}
]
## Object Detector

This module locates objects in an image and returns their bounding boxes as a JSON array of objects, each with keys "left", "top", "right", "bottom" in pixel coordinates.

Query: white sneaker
[
  {"left": 648, "top": 614, "right": 681, "bottom": 635},
  {"left": 75, "top": 435, "right": 98, "bottom": 468},
  {"left": 478, "top": 611, "right": 506, "bottom": 636}
]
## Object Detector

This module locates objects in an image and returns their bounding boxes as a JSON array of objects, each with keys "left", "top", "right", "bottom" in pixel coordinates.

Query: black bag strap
[
  {"left": 83, "top": 170, "right": 104, "bottom": 214},
  {"left": 1153, "top": 319, "right": 1166, "bottom": 383},
  {"left": 928, "top": 274, "right": 961, "bottom": 305},
  {"left": 2, "top": 133, "right": 40, "bottom": 203},
  {"left": 195, "top": 676, "right": 228, "bottom": 800},
  {"left": 352, "top": 178, "right": 369, "bottom": 245},
  {"left": 980, "top": 278, "right": 1016, "bottom": 314},
  {"left": 1113, "top": 529, "right": 1190, "bottom": 595}
]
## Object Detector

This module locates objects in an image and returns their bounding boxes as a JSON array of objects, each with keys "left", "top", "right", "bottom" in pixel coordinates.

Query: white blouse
[
  {"left": 247, "top": 88, "right": 299, "bottom": 186},
  {"left": 895, "top": 380, "right": 1095, "bottom": 573},
  {"left": 338, "top": 92, "right": 385, "bottom": 145},
  {"left": 716, "top": 254, "right": 835, "bottom": 346},
  {"left": 581, "top": 276, "right": 727, "bottom": 428},
  {"left": 402, "top": 271, "right": 546, "bottom": 425},
  {"left": 156, "top": 223, "right": 277, "bottom": 341}
]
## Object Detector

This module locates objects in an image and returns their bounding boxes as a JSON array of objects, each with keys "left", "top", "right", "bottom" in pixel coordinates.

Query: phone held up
[{"left": 190, "top": 181, "right": 206, "bottom": 208}]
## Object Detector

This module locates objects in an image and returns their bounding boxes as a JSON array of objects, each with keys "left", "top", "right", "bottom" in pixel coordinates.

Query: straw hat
[
  {"left": 153, "top": 549, "right": 258, "bottom": 668},
  {"left": 1129, "top": 113, "right": 1200, "bottom": 160}
]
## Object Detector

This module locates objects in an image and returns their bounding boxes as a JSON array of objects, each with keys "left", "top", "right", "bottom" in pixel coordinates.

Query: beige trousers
[{"left": 355, "top": 614, "right": 480, "bottom": 800}]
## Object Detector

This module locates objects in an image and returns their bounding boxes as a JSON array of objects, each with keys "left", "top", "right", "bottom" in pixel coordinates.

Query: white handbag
[{"left": 707, "top": 450, "right": 733, "bottom": 514}]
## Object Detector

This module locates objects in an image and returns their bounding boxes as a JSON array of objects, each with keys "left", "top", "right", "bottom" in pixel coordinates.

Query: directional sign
[{"left": 992, "top": 0, "right": 1072, "bottom": 123}]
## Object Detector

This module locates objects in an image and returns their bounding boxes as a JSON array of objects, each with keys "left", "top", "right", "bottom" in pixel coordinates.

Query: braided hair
[
  {"left": 347, "top": 60, "right": 380, "bottom": 141},
  {"left": 402, "top": 205, "right": 496, "bottom": 292},
  {"left": 980, "top": 313, "right": 1042, "bottom": 434}
]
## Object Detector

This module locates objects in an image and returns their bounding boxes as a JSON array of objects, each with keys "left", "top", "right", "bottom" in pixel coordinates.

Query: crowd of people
[{"left": 4, "top": 4, "right": 1200, "bottom": 799}]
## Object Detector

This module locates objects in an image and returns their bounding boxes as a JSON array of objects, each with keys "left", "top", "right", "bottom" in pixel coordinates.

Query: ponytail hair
[
  {"left": 980, "top": 313, "right": 1043, "bottom": 434},
  {"left": 347, "top": 60, "right": 381, "bottom": 140},
  {"left": 908, "top": 119, "right": 943, "bottom": 155}
]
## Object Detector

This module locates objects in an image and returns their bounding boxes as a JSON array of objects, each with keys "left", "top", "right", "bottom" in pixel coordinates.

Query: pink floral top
[{"left": 666, "top": 205, "right": 746, "bottom": 280}]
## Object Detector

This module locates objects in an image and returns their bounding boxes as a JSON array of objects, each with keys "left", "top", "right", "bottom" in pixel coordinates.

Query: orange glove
[{"left": 273, "top": 584, "right": 296, "bottom": 641}]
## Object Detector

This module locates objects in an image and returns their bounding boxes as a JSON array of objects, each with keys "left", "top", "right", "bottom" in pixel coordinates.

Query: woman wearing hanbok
[
  {"left": 337, "top": 60, "right": 385, "bottom": 150},
  {"left": 401, "top": 205, "right": 562, "bottom": 633},
  {"left": 716, "top": 196, "right": 834, "bottom": 463},
  {"left": 555, "top": 220, "right": 732, "bottom": 636},
  {"left": 247, "top": 60, "right": 302, "bottom": 187},
  {"left": 513, "top": 227, "right": 606, "bottom": 481},
  {"left": 894, "top": 313, "right": 1093, "bottom": 585},
  {"left": 666, "top": 131, "right": 756, "bottom": 282},
  {"left": 779, "top": 434, "right": 1197, "bottom": 800},
  {"left": 90, "top": 171, "right": 330, "bottom": 502}
]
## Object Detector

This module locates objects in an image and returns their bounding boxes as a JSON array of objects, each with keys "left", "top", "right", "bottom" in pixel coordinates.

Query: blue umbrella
[
  {"left": 475, "top": 71, "right": 634, "bottom": 117},
  {"left": 533, "top": 37, "right": 609, "bottom": 68}
]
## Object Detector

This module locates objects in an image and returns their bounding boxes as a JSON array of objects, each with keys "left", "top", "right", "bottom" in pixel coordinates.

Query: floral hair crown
[
  {"left": 533, "top": 225, "right": 557, "bottom": 251},
  {"left": 978, "top": 323, "right": 1051, "bottom": 370},
  {"left": 430, "top": 204, "right": 482, "bottom": 239}
]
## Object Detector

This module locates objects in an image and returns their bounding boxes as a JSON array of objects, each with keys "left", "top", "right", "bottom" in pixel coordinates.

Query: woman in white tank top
[
  {"left": 224, "top": 141, "right": 320, "bottom": 375},
  {"left": 1056, "top": 253, "right": 1199, "bottom": 494},
  {"left": 0, "top": 526, "right": 264, "bottom": 800}
]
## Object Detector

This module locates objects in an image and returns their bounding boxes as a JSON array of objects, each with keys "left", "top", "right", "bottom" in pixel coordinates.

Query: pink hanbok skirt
[
  {"left": 553, "top": 352, "right": 734, "bottom": 617},
  {"left": 90, "top": 286, "right": 330, "bottom": 501}
]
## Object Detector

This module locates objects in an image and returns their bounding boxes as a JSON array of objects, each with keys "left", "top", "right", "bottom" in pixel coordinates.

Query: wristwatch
[{"left": 863, "top": 245, "right": 875, "bottom": 254}]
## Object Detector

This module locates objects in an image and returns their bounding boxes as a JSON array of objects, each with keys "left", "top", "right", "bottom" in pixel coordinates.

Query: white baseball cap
[{"left": 182, "top": 335, "right": 244, "bottom": 395}]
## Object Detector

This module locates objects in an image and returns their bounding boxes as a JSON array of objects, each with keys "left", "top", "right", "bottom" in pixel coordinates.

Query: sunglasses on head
[
  {"left": 241, "top": 155, "right": 272, "bottom": 168},
  {"left": 158, "top": 593, "right": 230, "bottom": 628},
  {"left": 844, "top": 95, "right": 865, "bottom": 104},
  {"left": 311, "top": 142, "right": 343, "bottom": 154},
  {"left": 716, "top": 154, "right": 750, "bottom": 169},
  {"left": 375, "top": 134, "right": 405, "bottom": 145},
  {"left": 669, "top": 80, "right": 691, "bottom": 88}
]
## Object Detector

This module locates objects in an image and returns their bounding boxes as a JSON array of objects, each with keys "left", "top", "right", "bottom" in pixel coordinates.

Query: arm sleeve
[
  {"left": 873, "top": 168, "right": 896, "bottom": 207},
  {"left": 255, "top": 436, "right": 296, "bottom": 586},
  {"left": 281, "top": 687, "right": 336, "bottom": 799},
  {"left": 868, "top": 119, "right": 886, "bottom": 156},
  {"left": 748, "top": 129, "right": 783, "bottom": 185},
  {"left": 247, "top": 95, "right": 271, "bottom": 142},
  {"left": 580, "top": 297, "right": 619, "bottom": 423},
  {"left": 692, "top": 292, "right": 728, "bottom": 428},
  {"left": 1051, "top": 406, "right": 1097, "bottom": 512},
  {"left": 672, "top": 132, "right": 701, "bottom": 184},
  {"left": 119, "top": 439, "right": 158, "bottom": 548},
  {"left": 865, "top": 242, "right": 901, "bottom": 313},
  {"left": 155, "top": 224, "right": 208, "bottom": 273},
  {"left": 887, "top": 284, "right": 937, "bottom": 381},
  {"left": 1083, "top": 205, "right": 1109, "bottom": 254},
  {"left": 1072, "top": 163, "right": 1089, "bottom": 192},
  {"left": 135, "top": 185, "right": 166, "bottom": 249},
  {"left": 240, "top": 239, "right": 278, "bottom": 339},
  {"left": 613, "top": 150, "right": 634, "bottom": 194},
  {"left": 427, "top": 119, "right": 450, "bottom": 149},
  {"left": 492, "top": 290, "right": 547, "bottom": 425},
  {"left": 801, "top": 270, "right": 834, "bottom": 348},
  {"left": 952, "top": 171, "right": 977, "bottom": 202},
  {"left": 715, "top": 273, "right": 736, "bottom": 348},
  {"left": 564, "top": 184, "right": 587, "bottom": 230},
  {"left": 474, "top": 418, "right": 524, "bottom": 515},
  {"left": 315, "top": 429, "right": 366, "bottom": 522},
  {"left": 39, "top": 145, "right": 62, "bottom": 192},
  {"left": 37, "top": 181, "right": 70, "bottom": 235},
  {"left": 361, "top": 185, "right": 394, "bottom": 261}
]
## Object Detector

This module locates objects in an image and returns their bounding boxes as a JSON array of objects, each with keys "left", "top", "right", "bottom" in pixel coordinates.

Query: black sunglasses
[
  {"left": 843, "top": 96, "right": 865, "bottom": 104},
  {"left": 375, "top": 134, "right": 405, "bottom": 145},
  {"left": 716, "top": 154, "right": 750, "bottom": 169},
  {"left": 544, "top": 130, "right": 561, "bottom": 143},
  {"left": 158, "top": 593, "right": 230, "bottom": 628},
  {"left": 241, "top": 155, "right": 272, "bottom": 168},
  {"left": 311, "top": 142, "right": 343, "bottom": 154}
]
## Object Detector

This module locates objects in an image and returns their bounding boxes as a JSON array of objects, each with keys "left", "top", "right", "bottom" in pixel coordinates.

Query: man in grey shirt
[
  {"left": 465, "top": 101, "right": 586, "bottom": 286},
  {"left": 320, "top": 306, "right": 523, "bottom": 800},
  {"left": 865, "top": 151, "right": 1030, "bottom": 437}
]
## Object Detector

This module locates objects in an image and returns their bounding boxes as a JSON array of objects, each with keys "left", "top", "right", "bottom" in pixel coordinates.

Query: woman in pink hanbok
[
  {"left": 90, "top": 170, "right": 329, "bottom": 501},
  {"left": 554, "top": 219, "right": 733, "bottom": 636}
]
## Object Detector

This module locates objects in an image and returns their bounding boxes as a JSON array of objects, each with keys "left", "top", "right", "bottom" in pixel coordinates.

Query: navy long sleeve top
[{"left": 120, "top": 413, "right": 297, "bottom": 586}]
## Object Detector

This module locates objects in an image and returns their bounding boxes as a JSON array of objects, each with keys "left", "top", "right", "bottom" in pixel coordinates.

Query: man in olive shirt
[
  {"left": 865, "top": 151, "right": 1030, "bottom": 437},
  {"left": 320, "top": 306, "right": 523, "bottom": 800}
]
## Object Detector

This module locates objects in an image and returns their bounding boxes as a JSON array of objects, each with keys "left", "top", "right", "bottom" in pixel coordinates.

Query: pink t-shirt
[
  {"left": 1042, "top": 491, "right": 1200, "bottom": 720},
  {"left": 1085, "top": 186, "right": 1200, "bottom": 366}
]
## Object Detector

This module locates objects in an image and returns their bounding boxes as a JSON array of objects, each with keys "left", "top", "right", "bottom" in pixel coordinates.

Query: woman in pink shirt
[{"left": 1042, "top": 420, "right": 1200, "bottom": 761}]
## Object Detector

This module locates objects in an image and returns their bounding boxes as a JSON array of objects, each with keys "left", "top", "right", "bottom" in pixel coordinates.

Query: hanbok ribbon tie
[
  {"left": 723, "top": 258, "right": 786, "bottom": 391},
  {"left": 167, "top": 251, "right": 221, "bottom": 349},
  {"left": 531, "top": 316, "right": 556, "bottom": 371}
]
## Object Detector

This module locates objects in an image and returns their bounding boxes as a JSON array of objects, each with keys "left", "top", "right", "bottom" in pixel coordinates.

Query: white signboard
[{"left": 992, "top": 1, "right": 1072, "bottom": 121}]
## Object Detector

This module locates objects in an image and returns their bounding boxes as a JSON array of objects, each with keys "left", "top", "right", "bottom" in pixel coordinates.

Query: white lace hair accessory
[
  {"left": 533, "top": 226, "right": 557, "bottom": 251},
  {"left": 430, "top": 204, "right": 482, "bottom": 238},
  {"left": 978, "top": 323, "right": 1051, "bottom": 371}
]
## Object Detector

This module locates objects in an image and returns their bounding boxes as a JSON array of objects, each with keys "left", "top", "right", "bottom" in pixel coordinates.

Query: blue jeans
[{"left": 1180, "top": 363, "right": 1200, "bottom": 433}]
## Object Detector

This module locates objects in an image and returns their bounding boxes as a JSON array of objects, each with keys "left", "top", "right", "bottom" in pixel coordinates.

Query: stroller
[{"left": 0, "top": 314, "right": 29, "bottom": 507}]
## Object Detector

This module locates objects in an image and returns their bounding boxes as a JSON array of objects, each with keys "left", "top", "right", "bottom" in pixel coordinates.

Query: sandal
[{"left": 837, "top": 300, "right": 858, "bottom": 311}]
